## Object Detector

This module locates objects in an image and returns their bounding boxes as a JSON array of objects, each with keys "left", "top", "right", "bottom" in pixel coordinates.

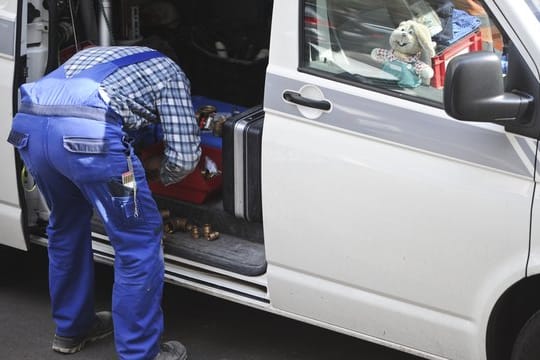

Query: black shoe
[
  {"left": 52, "top": 311, "right": 113, "bottom": 354},
  {"left": 154, "top": 341, "right": 188, "bottom": 360}
]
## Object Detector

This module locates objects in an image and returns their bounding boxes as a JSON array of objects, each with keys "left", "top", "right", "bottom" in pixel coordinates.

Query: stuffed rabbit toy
[{"left": 371, "top": 20, "right": 436, "bottom": 88}]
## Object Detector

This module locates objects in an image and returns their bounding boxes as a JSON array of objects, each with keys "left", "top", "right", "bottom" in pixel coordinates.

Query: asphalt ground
[{"left": 0, "top": 244, "right": 420, "bottom": 360}]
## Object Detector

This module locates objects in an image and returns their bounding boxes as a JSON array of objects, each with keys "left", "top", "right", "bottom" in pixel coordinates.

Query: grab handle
[{"left": 283, "top": 91, "right": 331, "bottom": 111}]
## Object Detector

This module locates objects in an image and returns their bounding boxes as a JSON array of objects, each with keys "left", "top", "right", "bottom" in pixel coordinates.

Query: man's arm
[{"left": 155, "top": 71, "right": 201, "bottom": 186}]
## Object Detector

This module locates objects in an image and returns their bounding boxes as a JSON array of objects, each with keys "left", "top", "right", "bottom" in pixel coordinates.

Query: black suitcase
[{"left": 222, "top": 106, "right": 264, "bottom": 222}]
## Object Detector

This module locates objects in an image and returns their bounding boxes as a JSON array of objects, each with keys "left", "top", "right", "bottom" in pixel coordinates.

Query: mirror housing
[{"left": 444, "top": 51, "right": 533, "bottom": 122}]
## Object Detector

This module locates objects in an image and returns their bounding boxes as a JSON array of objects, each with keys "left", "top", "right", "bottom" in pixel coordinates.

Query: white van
[{"left": 1, "top": 0, "right": 540, "bottom": 359}]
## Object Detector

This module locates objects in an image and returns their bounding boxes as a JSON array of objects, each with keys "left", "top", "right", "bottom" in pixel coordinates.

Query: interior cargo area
[
  {"left": 129, "top": 0, "right": 273, "bottom": 108},
  {"left": 25, "top": 0, "right": 273, "bottom": 277}
]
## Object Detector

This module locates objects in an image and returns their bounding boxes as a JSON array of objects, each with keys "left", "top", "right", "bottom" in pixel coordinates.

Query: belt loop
[{"left": 122, "top": 135, "right": 135, "bottom": 155}]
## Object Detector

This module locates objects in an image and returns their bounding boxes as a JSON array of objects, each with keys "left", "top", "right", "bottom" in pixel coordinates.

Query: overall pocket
[
  {"left": 108, "top": 178, "right": 144, "bottom": 227},
  {"left": 7, "top": 130, "right": 29, "bottom": 149},
  {"left": 63, "top": 136, "right": 109, "bottom": 154},
  {"left": 7, "top": 130, "right": 34, "bottom": 175},
  {"left": 62, "top": 136, "right": 112, "bottom": 181}
]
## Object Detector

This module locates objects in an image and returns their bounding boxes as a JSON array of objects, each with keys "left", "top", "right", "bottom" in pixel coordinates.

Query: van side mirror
[{"left": 444, "top": 51, "right": 533, "bottom": 122}]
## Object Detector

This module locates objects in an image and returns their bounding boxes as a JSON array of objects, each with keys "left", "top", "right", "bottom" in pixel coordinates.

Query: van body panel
[
  {"left": 262, "top": 102, "right": 532, "bottom": 358},
  {"left": 4, "top": 0, "right": 540, "bottom": 358},
  {"left": 263, "top": 1, "right": 534, "bottom": 358},
  {"left": 491, "top": 0, "right": 540, "bottom": 281},
  {"left": 0, "top": 0, "right": 25, "bottom": 250},
  {"left": 528, "top": 147, "right": 540, "bottom": 277}
]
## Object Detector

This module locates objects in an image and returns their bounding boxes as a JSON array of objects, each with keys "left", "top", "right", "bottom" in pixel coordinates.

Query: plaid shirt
[
  {"left": 63, "top": 46, "right": 200, "bottom": 185},
  {"left": 371, "top": 48, "right": 431, "bottom": 75}
]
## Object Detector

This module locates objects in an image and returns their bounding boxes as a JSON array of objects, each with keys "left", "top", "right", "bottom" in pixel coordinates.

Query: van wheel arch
[{"left": 486, "top": 275, "right": 540, "bottom": 360}]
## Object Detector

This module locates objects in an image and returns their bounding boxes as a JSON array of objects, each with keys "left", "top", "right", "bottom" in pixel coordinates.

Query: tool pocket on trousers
[
  {"left": 107, "top": 179, "right": 134, "bottom": 197},
  {"left": 112, "top": 196, "right": 141, "bottom": 227},
  {"left": 63, "top": 136, "right": 113, "bottom": 181},
  {"left": 7, "top": 130, "right": 29, "bottom": 149},
  {"left": 109, "top": 179, "right": 143, "bottom": 227},
  {"left": 7, "top": 130, "right": 34, "bottom": 173}
]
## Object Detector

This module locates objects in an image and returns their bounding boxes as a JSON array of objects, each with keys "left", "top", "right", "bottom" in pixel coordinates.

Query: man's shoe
[
  {"left": 52, "top": 311, "right": 113, "bottom": 354},
  {"left": 154, "top": 341, "right": 188, "bottom": 360}
]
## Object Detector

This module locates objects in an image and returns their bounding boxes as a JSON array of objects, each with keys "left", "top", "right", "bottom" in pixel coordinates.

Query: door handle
[{"left": 283, "top": 91, "right": 331, "bottom": 111}]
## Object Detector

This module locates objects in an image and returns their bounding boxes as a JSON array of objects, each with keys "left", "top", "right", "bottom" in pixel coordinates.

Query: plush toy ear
[{"left": 411, "top": 21, "right": 436, "bottom": 65}]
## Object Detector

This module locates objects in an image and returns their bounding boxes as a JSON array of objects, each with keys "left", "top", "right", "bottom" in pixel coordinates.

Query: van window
[{"left": 302, "top": 0, "right": 506, "bottom": 105}]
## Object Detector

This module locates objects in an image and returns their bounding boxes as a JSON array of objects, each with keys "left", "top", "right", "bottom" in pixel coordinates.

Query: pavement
[{"left": 0, "top": 244, "right": 419, "bottom": 360}]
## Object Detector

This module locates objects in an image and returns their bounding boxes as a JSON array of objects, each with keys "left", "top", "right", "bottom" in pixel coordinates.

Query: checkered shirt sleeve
[{"left": 63, "top": 46, "right": 201, "bottom": 184}]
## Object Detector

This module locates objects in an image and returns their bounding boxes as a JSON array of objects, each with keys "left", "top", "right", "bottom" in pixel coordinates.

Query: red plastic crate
[
  {"left": 431, "top": 31, "right": 483, "bottom": 88},
  {"left": 140, "top": 142, "right": 223, "bottom": 204}
]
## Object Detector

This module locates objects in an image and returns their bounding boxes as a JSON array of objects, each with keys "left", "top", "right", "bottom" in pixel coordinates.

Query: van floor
[
  {"left": 163, "top": 231, "right": 266, "bottom": 276},
  {"left": 91, "top": 195, "right": 266, "bottom": 277}
]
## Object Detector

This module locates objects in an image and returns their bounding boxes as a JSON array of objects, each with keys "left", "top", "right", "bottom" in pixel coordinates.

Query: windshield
[{"left": 526, "top": 0, "right": 540, "bottom": 20}]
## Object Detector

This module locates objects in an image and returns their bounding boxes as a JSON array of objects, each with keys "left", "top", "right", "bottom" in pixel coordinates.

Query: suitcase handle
[{"left": 282, "top": 91, "right": 331, "bottom": 111}]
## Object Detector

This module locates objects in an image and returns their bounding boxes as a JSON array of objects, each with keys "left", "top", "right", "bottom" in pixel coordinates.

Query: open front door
[{"left": 0, "top": 0, "right": 27, "bottom": 250}]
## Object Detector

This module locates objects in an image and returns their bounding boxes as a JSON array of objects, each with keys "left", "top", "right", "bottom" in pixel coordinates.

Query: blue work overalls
[{"left": 8, "top": 51, "right": 166, "bottom": 360}]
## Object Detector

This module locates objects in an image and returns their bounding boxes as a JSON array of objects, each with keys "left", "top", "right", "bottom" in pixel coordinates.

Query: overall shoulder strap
[
  {"left": 19, "top": 50, "right": 166, "bottom": 110},
  {"left": 71, "top": 50, "right": 165, "bottom": 83},
  {"left": 111, "top": 50, "right": 165, "bottom": 68}
]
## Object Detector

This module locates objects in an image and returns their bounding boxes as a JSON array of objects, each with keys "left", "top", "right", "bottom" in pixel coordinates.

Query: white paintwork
[
  {"left": 262, "top": 108, "right": 532, "bottom": 359},
  {"left": 263, "top": 1, "right": 535, "bottom": 359},
  {"left": 529, "top": 191, "right": 540, "bottom": 275},
  {"left": 0, "top": 0, "right": 25, "bottom": 250},
  {"left": 5, "top": 0, "right": 540, "bottom": 359},
  {"left": 527, "top": 142, "right": 540, "bottom": 276}
]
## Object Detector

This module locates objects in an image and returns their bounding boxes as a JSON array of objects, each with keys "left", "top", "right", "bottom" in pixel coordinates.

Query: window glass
[{"left": 302, "top": 0, "right": 507, "bottom": 104}]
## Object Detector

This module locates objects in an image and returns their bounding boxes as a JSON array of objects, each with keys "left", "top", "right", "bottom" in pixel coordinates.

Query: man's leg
[
  {"left": 30, "top": 164, "right": 111, "bottom": 354},
  {"left": 80, "top": 153, "right": 164, "bottom": 360},
  {"left": 41, "top": 174, "right": 114, "bottom": 354},
  {"left": 40, "top": 116, "right": 164, "bottom": 359},
  {"left": 10, "top": 115, "right": 99, "bottom": 340},
  {"left": 41, "top": 175, "right": 97, "bottom": 338}
]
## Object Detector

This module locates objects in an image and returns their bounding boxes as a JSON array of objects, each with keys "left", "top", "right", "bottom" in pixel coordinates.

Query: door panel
[
  {"left": 0, "top": 1, "right": 27, "bottom": 250},
  {"left": 527, "top": 148, "right": 540, "bottom": 275},
  {"left": 264, "top": 79, "right": 532, "bottom": 358},
  {"left": 263, "top": 1, "right": 534, "bottom": 359}
]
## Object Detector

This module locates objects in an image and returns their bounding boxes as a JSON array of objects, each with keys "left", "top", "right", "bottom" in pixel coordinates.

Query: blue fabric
[
  {"left": 429, "top": 1, "right": 454, "bottom": 46},
  {"left": 20, "top": 51, "right": 162, "bottom": 112},
  {"left": 61, "top": 46, "right": 201, "bottom": 183},
  {"left": 382, "top": 60, "right": 421, "bottom": 88},
  {"left": 201, "top": 131, "right": 223, "bottom": 149},
  {"left": 10, "top": 52, "right": 166, "bottom": 360},
  {"left": 191, "top": 96, "right": 247, "bottom": 149},
  {"left": 449, "top": 9, "right": 481, "bottom": 45}
]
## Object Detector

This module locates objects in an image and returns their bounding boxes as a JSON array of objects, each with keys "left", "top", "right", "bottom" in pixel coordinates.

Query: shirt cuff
[{"left": 159, "top": 160, "right": 193, "bottom": 186}]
